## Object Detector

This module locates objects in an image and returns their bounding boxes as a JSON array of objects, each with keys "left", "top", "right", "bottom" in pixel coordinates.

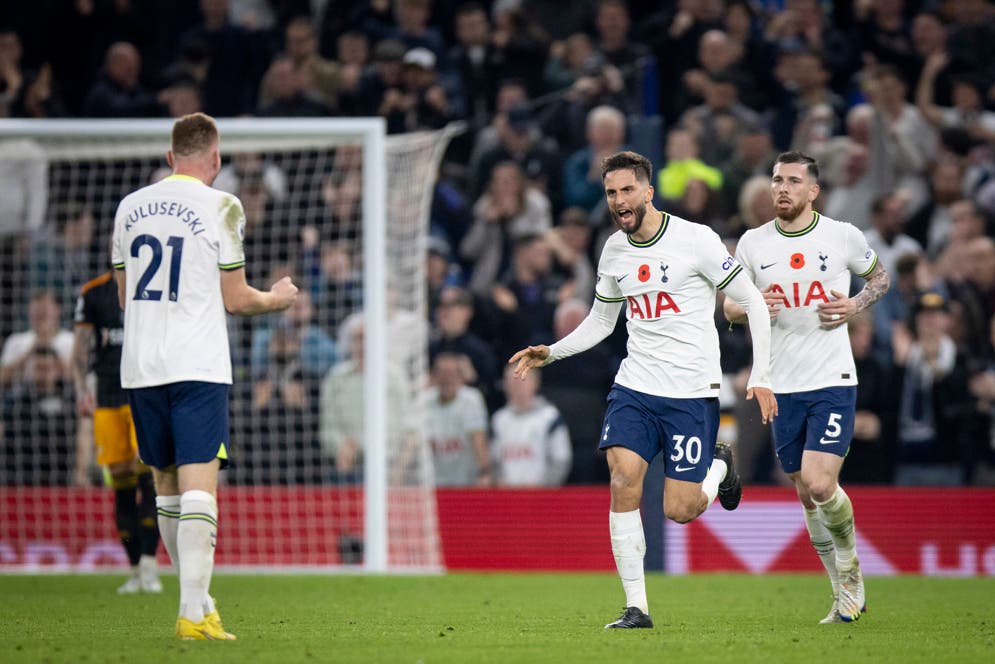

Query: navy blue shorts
[
  {"left": 128, "top": 381, "right": 231, "bottom": 470},
  {"left": 771, "top": 386, "right": 856, "bottom": 474},
  {"left": 599, "top": 384, "right": 719, "bottom": 482}
]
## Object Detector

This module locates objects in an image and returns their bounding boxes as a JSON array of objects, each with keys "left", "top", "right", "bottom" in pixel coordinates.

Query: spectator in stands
[
  {"left": 905, "top": 160, "right": 966, "bottom": 256},
  {"left": 491, "top": 363, "right": 571, "bottom": 487},
  {"left": 770, "top": 48, "right": 845, "bottom": 153},
  {"left": 491, "top": 233, "right": 561, "bottom": 362},
  {"left": 593, "top": 0, "right": 650, "bottom": 109},
  {"left": 489, "top": 0, "right": 550, "bottom": 98},
  {"left": 855, "top": 0, "right": 916, "bottom": 81},
  {"left": 448, "top": 3, "right": 499, "bottom": 131},
  {"left": 158, "top": 79, "right": 203, "bottom": 118},
  {"left": 720, "top": 123, "right": 777, "bottom": 220},
  {"left": 763, "top": 0, "right": 860, "bottom": 92},
  {"left": 821, "top": 106, "right": 887, "bottom": 227},
  {"left": 336, "top": 30, "right": 369, "bottom": 97},
  {"left": 343, "top": 38, "right": 406, "bottom": 117},
  {"left": 467, "top": 78, "right": 529, "bottom": 166},
  {"left": 379, "top": 47, "right": 453, "bottom": 133},
  {"left": 361, "top": 0, "right": 446, "bottom": 65},
  {"left": 562, "top": 105, "right": 627, "bottom": 212},
  {"left": 540, "top": 298, "right": 617, "bottom": 484},
  {"left": 722, "top": 0, "right": 777, "bottom": 112},
  {"left": 725, "top": 173, "right": 777, "bottom": 239},
  {"left": 81, "top": 42, "right": 159, "bottom": 118},
  {"left": 546, "top": 207, "right": 596, "bottom": 303},
  {"left": 426, "top": 234, "right": 463, "bottom": 321},
  {"left": 840, "top": 313, "right": 897, "bottom": 485},
  {"left": 864, "top": 193, "right": 923, "bottom": 280},
  {"left": 910, "top": 11, "right": 954, "bottom": 107},
  {"left": 541, "top": 51, "right": 629, "bottom": 154},
  {"left": 0, "top": 345, "right": 75, "bottom": 485},
  {"left": 917, "top": 51, "right": 995, "bottom": 144},
  {"left": 461, "top": 160, "right": 552, "bottom": 296},
  {"left": 0, "top": 29, "right": 66, "bottom": 119},
  {"left": 655, "top": 128, "right": 722, "bottom": 202},
  {"left": 892, "top": 291, "right": 978, "bottom": 485},
  {"left": 863, "top": 64, "right": 937, "bottom": 212},
  {"left": 427, "top": 352, "right": 491, "bottom": 486},
  {"left": 214, "top": 151, "right": 288, "bottom": 203},
  {"left": 968, "top": 312, "right": 995, "bottom": 483},
  {"left": 469, "top": 102, "right": 563, "bottom": 205},
  {"left": 319, "top": 313, "right": 410, "bottom": 479},
  {"left": 251, "top": 289, "right": 336, "bottom": 384},
  {"left": 429, "top": 285, "right": 499, "bottom": 409},
  {"left": 680, "top": 29, "right": 764, "bottom": 117},
  {"left": 679, "top": 70, "right": 762, "bottom": 167},
  {"left": 268, "top": 16, "right": 341, "bottom": 113},
  {"left": 0, "top": 290, "right": 73, "bottom": 389},
  {"left": 257, "top": 55, "right": 331, "bottom": 117},
  {"left": 27, "top": 201, "right": 97, "bottom": 322},
  {"left": 544, "top": 32, "right": 598, "bottom": 94},
  {"left": 303, "top": 239, "right": 362, "bottom": 334},
  {"left": 177, "top": 0, "right": 271, "bottom": 117}
]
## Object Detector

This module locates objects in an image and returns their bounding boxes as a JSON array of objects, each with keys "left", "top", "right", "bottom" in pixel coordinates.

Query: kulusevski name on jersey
[
  {"left": 594, "top": 212, "right": 743, "bottom": 399},
  {"left": 123, "top": 200, "right": 206, "bottom": 236},
  {"left": 734, "top": 212, "right": 878, "bottom": 393}
]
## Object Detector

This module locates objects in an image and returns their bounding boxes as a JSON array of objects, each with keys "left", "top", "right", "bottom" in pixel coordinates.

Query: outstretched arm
[
  {"left": 508, "top": 297, "right": 622, "bottom": 379},
  {"left": 722, "top": 275, "right": 778, "bottom": 424}
]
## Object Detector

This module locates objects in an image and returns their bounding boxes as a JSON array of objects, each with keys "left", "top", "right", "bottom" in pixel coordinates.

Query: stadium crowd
[{"left": 2, "top": 0, "right": 995, "bottom": 488}]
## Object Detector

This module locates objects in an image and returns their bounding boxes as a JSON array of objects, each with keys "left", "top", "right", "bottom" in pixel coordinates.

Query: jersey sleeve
[
  {"left": 696, "top": 227, "right": 743, "bottom": 290},
  {"left": 218, "top": 195, "right": 247, "bottom": 271},
  {"left": 111, "top": 201, "right": 125, "bottom": 270},
  {"left": 844, "top": 223, "right": 879, "bottom": 278},
  {"left": 732, "top": 231, "right": 757, "bottom": 284},
  {"left": 593, "top": 241, "right": 625, "bottom": 303}
]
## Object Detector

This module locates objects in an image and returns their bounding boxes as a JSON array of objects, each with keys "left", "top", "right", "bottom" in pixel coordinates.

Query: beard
[
  {"left": 776, "top": 198, "right": 808, "bottom": 223},
  {"left": 612, "top": 201, "right": 648, "bottom": 235}
]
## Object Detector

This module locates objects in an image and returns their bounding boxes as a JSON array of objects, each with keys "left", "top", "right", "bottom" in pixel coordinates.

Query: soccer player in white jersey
[
  {"left": 112, "top": 113, "right": 298, "bottom": 640},
  {"left": 509, "top": 151, "right": 777, "bottom": 629},
  {"left": 724, "top": 151, "right": 890, "bottom": 624}
]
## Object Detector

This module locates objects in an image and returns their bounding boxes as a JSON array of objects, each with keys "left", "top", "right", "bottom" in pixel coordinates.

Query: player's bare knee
[
  {"left": 801, "top": 473, "right": 836, "bottom": 503},
  {"left": 664, "top": 503, "right": 698, "bottom": 524}
]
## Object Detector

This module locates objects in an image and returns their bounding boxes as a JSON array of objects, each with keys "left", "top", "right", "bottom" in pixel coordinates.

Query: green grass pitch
[{"left": 2, "top": 573, "right": 992, "bottom": 663}]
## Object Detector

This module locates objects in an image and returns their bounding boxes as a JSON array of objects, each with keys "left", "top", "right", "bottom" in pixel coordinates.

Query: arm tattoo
[{"left": 853, "top": 264, "right": 890, "bottom": 312}]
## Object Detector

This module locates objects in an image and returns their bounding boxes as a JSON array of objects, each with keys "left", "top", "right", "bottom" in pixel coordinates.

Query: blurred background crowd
[{"left": 2, "top": 0, "right": 995, "bottom": 489}]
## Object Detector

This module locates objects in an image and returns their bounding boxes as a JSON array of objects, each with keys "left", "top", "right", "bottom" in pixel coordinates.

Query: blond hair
[{"left": 171, "top": 112, "right": 218, "bottom": 157}]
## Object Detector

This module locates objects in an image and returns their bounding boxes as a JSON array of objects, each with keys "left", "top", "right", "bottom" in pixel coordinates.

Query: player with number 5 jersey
[
  {"left": 725, "top": 151, "right": 890, "bottom": 626},
  {"left": 509, "top": 151, "right": 777, "bottom": 630},
  {"left": 112, "top": 113, "right": 298, "bottom": 641}
]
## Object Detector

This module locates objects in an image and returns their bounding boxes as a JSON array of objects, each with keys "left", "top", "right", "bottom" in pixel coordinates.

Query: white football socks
[
  {"left": 701, "top": 457, "right": 728, "bottom": 505},
  {"left": 803, "top": 506, "right": 839, "bottom": 597},
  {"left": 610, "top": 509, "right": 648, "bottom": 614},
  {"left": 177, "top": 490, "right": 218, "bottom": 623},
  {"left": 155, "top": 495, "right": 181, "bottom": 571},
  {"left": 813, "top": 486, "right": 857, "bottom": 568}
]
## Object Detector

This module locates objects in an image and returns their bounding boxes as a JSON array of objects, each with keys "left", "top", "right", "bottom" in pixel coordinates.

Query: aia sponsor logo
[
  {"left": 627, "top": 292, "right": 681, "bottom": 319},
  {"left": 768, "top": 281, "right": 830, "bottom": 307}
]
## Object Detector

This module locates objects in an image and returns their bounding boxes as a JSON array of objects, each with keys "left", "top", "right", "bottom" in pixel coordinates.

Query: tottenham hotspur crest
[{"left": 660, "top": 263, "right": 669, "bottom": 283}]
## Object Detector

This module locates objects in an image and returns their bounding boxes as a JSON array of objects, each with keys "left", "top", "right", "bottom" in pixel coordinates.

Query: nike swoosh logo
[
  {"left": 760, "top": 263, "right": 776, "bottom": 270},
  {"left": 616, "top": 274, "right": 628, "bottom": 282},
  {"left": 818, "top": 438, "right": 838, "bottom": 445},
  {"left": 674, "top": 464, "right": 694, "bottom": 472}
]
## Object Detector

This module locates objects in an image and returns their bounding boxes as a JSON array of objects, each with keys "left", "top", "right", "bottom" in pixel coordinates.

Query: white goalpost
[{"left": 0, "top": 118, "right": 459, "bottom": 573}]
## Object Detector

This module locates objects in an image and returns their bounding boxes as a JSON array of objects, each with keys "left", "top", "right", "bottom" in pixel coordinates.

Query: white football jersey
[
  {"left": 734, "top": 211, "right": 878, "bottom": 393},
  {"left": 491, "top": 398, "right": 571, "bottom": 486},
  {"left": 594, "top": 213, "right": 743, "bottom": 398},
  {"left": 427, "top": 385, "right": 489, "bottom": 487},
  {"left": 112, "top": 174, "right": 246, "bottom": 388}
]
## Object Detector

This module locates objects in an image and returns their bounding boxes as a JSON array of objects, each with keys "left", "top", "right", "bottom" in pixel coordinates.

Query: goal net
[{"left": 0, "top": 118, "right": 458, "bottom": 572}]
